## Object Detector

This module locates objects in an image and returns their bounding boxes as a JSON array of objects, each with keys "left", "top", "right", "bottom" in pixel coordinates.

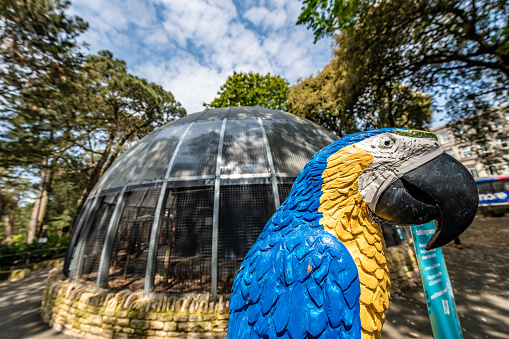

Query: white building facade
[{"left": 431, "top": 107, "right": 509, "bottom": 179}]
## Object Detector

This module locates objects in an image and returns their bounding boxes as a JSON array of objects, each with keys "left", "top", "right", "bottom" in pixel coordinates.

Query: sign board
[
  {"left": 38, "top": 237, "right": 47, "bottom": 243},
  {"left": 411, "top": 222, "right": 463, "bottom": 339}
]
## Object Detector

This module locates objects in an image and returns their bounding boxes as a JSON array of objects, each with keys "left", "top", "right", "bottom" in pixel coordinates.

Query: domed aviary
[{"left": 64, "top": 106, "right": 338, "bottom": 297}]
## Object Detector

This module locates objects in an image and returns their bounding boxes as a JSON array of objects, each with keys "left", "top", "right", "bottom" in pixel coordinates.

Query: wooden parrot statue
[{"left": 227, "top": 128, "right": 478, "bottom": 339}]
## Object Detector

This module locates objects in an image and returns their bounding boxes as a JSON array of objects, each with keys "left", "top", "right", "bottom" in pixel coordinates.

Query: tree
[
  {"left": 287, "top": 58, "right": 356, "bottom": 137},
  {"left": 1, "top": 0, "right": 88, "bottom": 243},
  {"left": 287, "top": 56, "right": 432, "bottom": 136},
  {"left": 204, "top": 71, "right": 289, "bottom": 110},
  {"left": 0, "top": 168, "right": 31, "bottom": 245},
  {"left": 297, "top": 0, "right": 363, "bottom": 41},
  {"left": 298, "top": 0, "right": 509, "bottom": 163},
  {"left": 1, "top": 1, "right": 186, "bottom": 244},
  {"left": 71, "top": 51, "right": 186, "bottom": 221}
]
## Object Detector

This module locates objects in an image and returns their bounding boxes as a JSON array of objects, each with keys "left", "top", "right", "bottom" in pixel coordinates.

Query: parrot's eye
[{"left": 379, "top": 137, "right": 395, "bottom": 148}]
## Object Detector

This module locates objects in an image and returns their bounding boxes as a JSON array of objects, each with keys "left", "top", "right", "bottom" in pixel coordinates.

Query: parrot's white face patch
[{"left": 355, "top": 132, "right": 443, "bottom": 213}]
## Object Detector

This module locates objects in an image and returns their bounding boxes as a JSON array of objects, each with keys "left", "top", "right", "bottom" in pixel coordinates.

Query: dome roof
[
  {"left": 91, "top": 106, "right": 337, "bottom": 196},
  {"left": 66, "top": 107, "right": 339, "bottom": 296}
]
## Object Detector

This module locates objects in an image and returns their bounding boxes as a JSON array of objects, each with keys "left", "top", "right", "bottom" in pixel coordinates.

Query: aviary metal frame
[{"left": 68, "top": 107, "right": 391, "bottom": 298}]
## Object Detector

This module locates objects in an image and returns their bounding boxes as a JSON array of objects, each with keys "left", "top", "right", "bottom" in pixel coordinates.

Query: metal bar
[
  {"left": 211, "top": 117, "right": 227, "bottom": 299},
  {"left": 96, "top": 130, "right": 166, "bottom": 289},
  {"left": 96, "top": 185, "right": 127, "bottom": 289},
  {"left": 63, "top": 198, "right": 93, "bottom": 278},
  {"left": 256, "top": 117, "right": 281, "bottom": 209},
  {"left": 219, "top": 173, "right": 271, "bottom": 179},
  {"left": 274, "top": 173, "right": 300, "bottom": 178},
  {"left": 168, "top": 175, "right": 215, "bottom": 181},
  {"left": 144, "top": 122, "right": 195, "bottom": 295},
  {"left": 91, "top": 173, "right": 287, "bottom": 192},
  {"left": 71, "top": 197, "right": 101, "bottom": 280}
]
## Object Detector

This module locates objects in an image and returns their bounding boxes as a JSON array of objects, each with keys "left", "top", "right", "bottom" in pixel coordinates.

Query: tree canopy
[
  {"left": 287, "top": 56, "right": 433, "bottom": 137},
  {"left": 0, "top": 0, "right": 186, "bottom": 246},
  {"left": 298, "top": 0, "right": 509, "bottom": 163},
  {"left": 287, "top": 58, "right": 355, "bottom": 137},
  {"left": 204, "top": 71, "right": 289, "bottom": 111}
]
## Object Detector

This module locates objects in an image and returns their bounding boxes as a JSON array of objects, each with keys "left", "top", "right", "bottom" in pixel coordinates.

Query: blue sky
[
  {"left": 67, "top": 0, "right": 447, "bottom": 127},
  {"left": 68, "top": 0, "right": 334, "bottom": 114}
]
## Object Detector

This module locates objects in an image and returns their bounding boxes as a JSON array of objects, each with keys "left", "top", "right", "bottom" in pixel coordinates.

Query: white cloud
[
  {"left": 69, "top": 0, "right": 334, "bottom": 113},
  {"left": 243, "top": 6, "right": 287, "bottom": 31},
  {"left": 135, "top": 56, "right": 231, "bottom": 113}
]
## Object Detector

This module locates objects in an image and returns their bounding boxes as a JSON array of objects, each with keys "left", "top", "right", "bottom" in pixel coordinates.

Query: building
[{"left": 431, "top": 105, "right": 509, "bottom": 179}]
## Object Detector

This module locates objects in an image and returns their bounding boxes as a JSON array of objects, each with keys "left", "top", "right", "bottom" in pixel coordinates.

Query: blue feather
[
  {"left": 306, "top": 277, "right": 324, "bottom": 308},
  {"left": 288, "top": 283, "right": 309, "bottom": 339},
  {"left": 273, "top": 287, "right": 292, "bottom": 334},
  {"left": 324, "top": 276, "right": 348, "bottom": 328},
  {"left": 307, "top": 296, "right": 328, "bottom": 337}
]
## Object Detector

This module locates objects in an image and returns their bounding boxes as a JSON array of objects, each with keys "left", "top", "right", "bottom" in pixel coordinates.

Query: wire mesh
[
  {"left": 74, "top": 194, "right": 119, "bottom": 287},
  {"left": 227, "top": 106, "right": 256, "bottom": 119},
  {"left": 221, "top": 119, "right": 269, "bottom": 175},
  {"left": 95, "top": 132, "right": 161, "bottom": 190},
  {"left": 299, "top": 124, "right": 338, "bottom": 154},
  {"left": 264, "top": 120, "right": 315, "bottom": 175},
  {"left": 197, "top": 107, "right": 229, "bottom": 121},
  {"left": 107, "top": 188, "right": 161, "bottom": 292},
  {"left": 279, "top": 110, "right": 315, "bottom": 124},
  {"left": 217, "top": 184, "right": 276, "bottom": 294},
  {"left": 381, "top": 224, "right": 403, "bottom": 247},
  {"left": 252, "top": 107, "right": 285, "bottom": 120},
  {"left": 278, "top": 183, "right": 295, "bottom": 205},
  {"left": 168, "top": 111, "right": 205, "bottom": 126},
  {"left": 128, "top": 127, "right": 183, "bottom": 183},
  {"left": 169, "top": 120, "right": 222, "bottom": 178},
  {"left": 153, "top": 186, "right": 214, "bottom": 294},
  {"left": 64, "top": 198, "right": 93, "bottom": 275},
  {"left": 70, "top": 107, "right": 345, "bottom": 295}
]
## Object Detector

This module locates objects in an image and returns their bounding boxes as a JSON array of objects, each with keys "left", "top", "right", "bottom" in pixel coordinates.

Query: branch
[{"left": 415, "top": 52, "right": 509, "bottom": 77}]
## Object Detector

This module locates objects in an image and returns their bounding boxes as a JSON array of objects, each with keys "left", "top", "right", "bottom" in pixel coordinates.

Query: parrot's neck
[{"left": 318, "top": 145, "right": 390, "bottom": 339}]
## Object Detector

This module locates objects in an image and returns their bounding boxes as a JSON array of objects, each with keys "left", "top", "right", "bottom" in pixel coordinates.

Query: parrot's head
[{"left": 312, "top": 128, "right": 478, "bottom": 250}]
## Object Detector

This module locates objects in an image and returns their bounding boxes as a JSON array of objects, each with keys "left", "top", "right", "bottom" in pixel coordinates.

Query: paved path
[
  {"left": 0, "top": 216, "right": 507, "bottom": 338},
  {"left": 384, "top": 215, "right": 509, "bottom": 339},
  {"left": 0, "top": 269, "right": 73, "bottom": 339}
]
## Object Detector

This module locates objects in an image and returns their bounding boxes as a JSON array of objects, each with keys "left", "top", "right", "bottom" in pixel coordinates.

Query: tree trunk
[
  {"left": 27, "top": 159, "right": 48, "bottom": 244},
  {"left": 36, "top": 167, "right": 53, "bottom": 238},
  {"left": 4, "top": 206, "right": 13, "bottom": 245}
]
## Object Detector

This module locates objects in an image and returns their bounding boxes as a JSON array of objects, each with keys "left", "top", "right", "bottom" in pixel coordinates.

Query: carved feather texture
[
  {"left": 228, "top": 129, "right": 397, "bottom": 339},
  {"left": 319, "top": 145, "right": 390, "bottom": 339}
]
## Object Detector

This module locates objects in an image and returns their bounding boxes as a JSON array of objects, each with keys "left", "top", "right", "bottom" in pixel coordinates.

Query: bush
[{"left": 0, "top": 234, "right": 69, "bottom": 269}]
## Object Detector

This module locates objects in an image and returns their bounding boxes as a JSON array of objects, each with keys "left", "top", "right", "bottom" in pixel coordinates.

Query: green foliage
[
  {"left": 0, "top": 233, "right": 69, "bottom": 268},
  {"left": 0, "top": 0, "right": 88, "bottom": 167},
  {"left": 72, "top": 51, "right": 186, "bottom": 219},
  {"left": 287, "top": 58, "right": 356, "bottom": 137},
  {"left": 287, "top": 56, "right": 433, "bottom": 136},
  {"left": 0, "top": 0, "right": 187, "bottom": 246},
  {"left": 297, "top": 0, "right": 362, "bottom": 41},
  {"left": 300, "top": 0, "right": 509, "bottom": 163},
  {"left": 204, "top": 71, "right": 289, "bottom": 111}
]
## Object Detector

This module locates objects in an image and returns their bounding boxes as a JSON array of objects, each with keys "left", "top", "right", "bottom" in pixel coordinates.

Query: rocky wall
[
  {"left": 41, "top": 266, "right": 229, "bottom": 339},
  {"left": 386, "top": 243, "right": 421, "bottom": 291}
]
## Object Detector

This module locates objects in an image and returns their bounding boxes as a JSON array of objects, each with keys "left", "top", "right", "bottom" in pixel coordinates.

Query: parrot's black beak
[{"left": 374, "top": 153, "right": 479, "bottom": 250}]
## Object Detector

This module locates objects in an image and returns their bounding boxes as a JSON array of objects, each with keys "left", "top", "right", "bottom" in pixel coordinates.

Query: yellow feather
[{"left": 319, "top": 145, "right": 390, "bottom": 339}]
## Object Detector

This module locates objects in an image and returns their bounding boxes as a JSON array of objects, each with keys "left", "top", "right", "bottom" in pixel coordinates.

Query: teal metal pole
[{"left": 411, "top": 221, "right": 463, "bottom": 339}]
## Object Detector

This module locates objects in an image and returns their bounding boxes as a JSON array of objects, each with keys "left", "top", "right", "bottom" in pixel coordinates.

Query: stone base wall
[
  {"left": 386, "top": 242, "right": 421, "bottom": 291},
  {"left": 42, "top": 243, "right": 419, "bottom": 338},
  {"left": 41, "top": 266, "right": 229, "bottom": 339}
]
